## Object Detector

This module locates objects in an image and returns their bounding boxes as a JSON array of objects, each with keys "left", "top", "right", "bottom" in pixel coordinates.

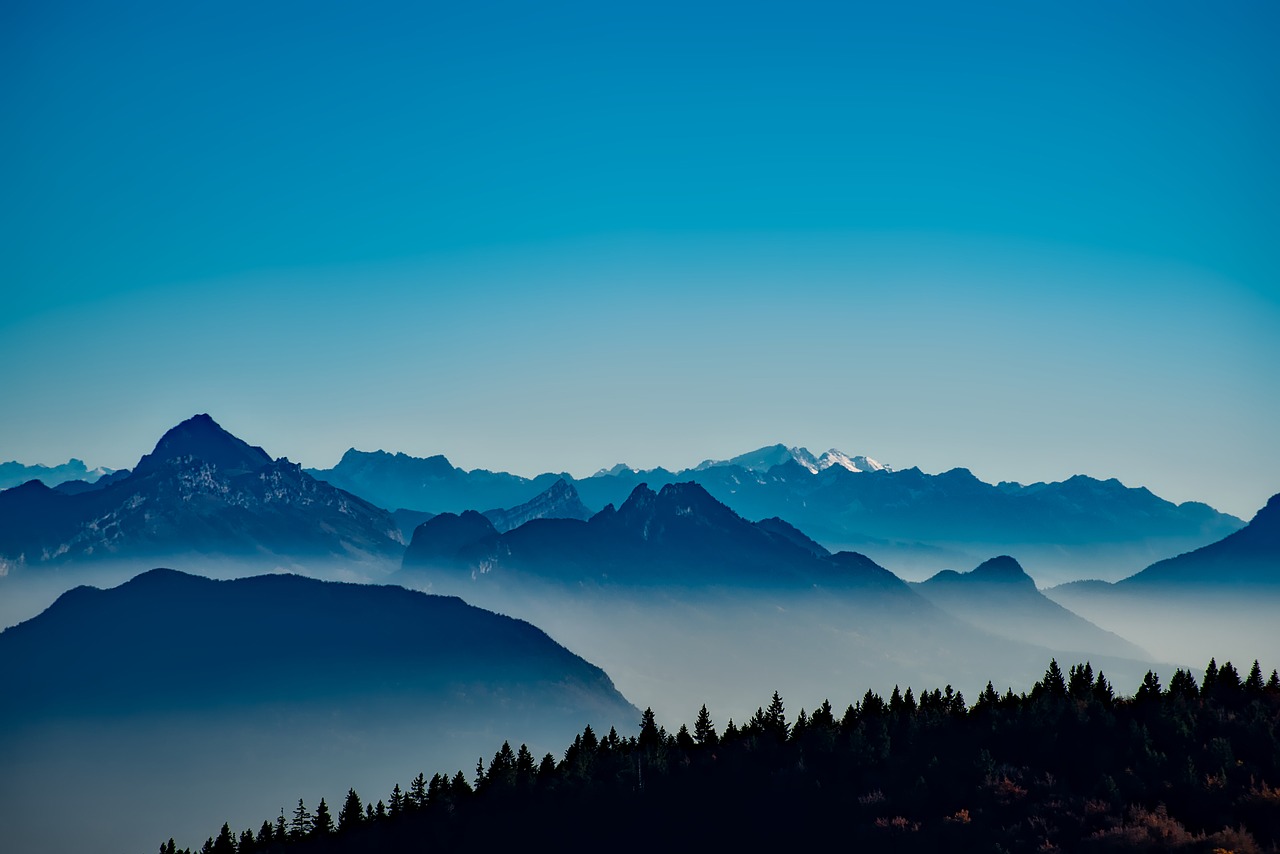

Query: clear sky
[{"left": 2, "top": 1, "right": 1277, "bottom": 519}]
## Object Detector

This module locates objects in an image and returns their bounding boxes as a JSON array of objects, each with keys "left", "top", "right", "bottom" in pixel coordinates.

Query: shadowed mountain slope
[
  {"left": 913, "top": 556, "right": 1149, "bottom": 659},
  {"left": 483, "top": 477, "right": 592, "bottom": 532},
  {"left": 0, "top": 415, "right": 403, "bottom": 571},
  {"left": 0, "top": 569, "right": 637, "bottom": 854},
  {"left": 404, "top": 481, "right": 904, "bottom": 592}
]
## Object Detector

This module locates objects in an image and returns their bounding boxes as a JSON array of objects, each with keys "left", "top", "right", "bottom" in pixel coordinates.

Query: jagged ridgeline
[{"left": 160, "top": 658, "right": 1280, "bottom": 854}]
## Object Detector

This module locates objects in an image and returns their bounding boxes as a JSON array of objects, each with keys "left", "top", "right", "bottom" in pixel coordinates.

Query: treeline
[{"left": 163, "top": 658, "right": 1280, "bottom": 853}]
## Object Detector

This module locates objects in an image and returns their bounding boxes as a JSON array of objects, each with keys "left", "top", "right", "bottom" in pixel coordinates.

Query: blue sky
[{"left": 2, "top": 1, "right": 1278, "bottom": 518}]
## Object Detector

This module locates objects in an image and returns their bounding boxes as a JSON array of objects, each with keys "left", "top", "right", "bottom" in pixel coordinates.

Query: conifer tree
[
  {"left": 693, "top": 703, "right": 718, "bottom": 745},
  {"left": 256, "top": 820, "right": 273, "bottom": 845},
  {"left": 289, "top": 799, "right": 312, "bottom": 839},
  {"left": 1042, "top": 659, "right": 1067, "bottom": 698},
  {"left": 1135, "top": 670, "right": 1163, "bottom": 702},
  {"left": 312, "top": 798, "right": 334, "bottom": 836},
  {"left": 1245, "top": 660, "right": 1265, "bottom": 694},
  {"left": 338, "top": 788, "right": 363, "bottom": 832},
  {"left": 516, "top": 743, "right": 537, "bottom": 786},
  {"left": 1268, "top": 670, "right": 1280, "bottom": 693},
  {"left": 211, "top": 823, "right": 235, "bottom": 854},
  {"left": 676, "top": 723, "right": 696, "bottom": 750},
  {"left": 409, "top": 773, "right": 427, "bottom": 812},
  {"left": 1093, "top": 672, "right": 1114, "bottom": 706},
  {"left": 1068, "top": 663, "right": 1094, "bottom": 700},
  {"left": 388, "top": 783, "right": 404, "bottom": 817},
  {"left": 451, "top": 770, "right": 472, "bottom": 795},
  {"left": 238, "top": 829, "right": 255, "bottom": 854},
  {"left": 1168, "top": 668, "right": 1199, "bottom": 699}
]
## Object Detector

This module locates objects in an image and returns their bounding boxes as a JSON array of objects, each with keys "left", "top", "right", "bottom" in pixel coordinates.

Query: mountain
[
  {"left": 913, "top": 556, "right": 1149, "bottom": 659},
  {"left": 0, "top": 569, "right": 637, "bottom": 854},
  {"left": 0, "top": 414, "right": 403, "bottom": 572},
  {"left": 0, "top": 568, "right": 635, "bottom": 722},
  {"left": 1116, "top": 492, "right": 1280, "bottom": 588},
  {"left": 483, "top": 477, "right": 592, "bottom": 533},
  {"left": 1044, "top": 493, "right": 1280, "bottom": 668},
  {"left": 0, "top": 458, "right": 116, "bottom": 490},
  {"left": 404, "top": 481, "right": 904, "bottom": 591},
  {"left": 693, "top": 444, "right": 890, "bottom": 474},
  {"left": 308, "top": 449, "right": 568, "bottom": 514},
  {"left": 399, "top": 481, "right": 1155, "bottom": 739},
  {"left": 314, "top": 443, "right": 1242, "bottom": 584}
]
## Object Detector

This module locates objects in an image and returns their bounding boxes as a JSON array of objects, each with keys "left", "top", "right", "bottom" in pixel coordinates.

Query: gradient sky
[{"left": 2, "top": 1, "right": 1278, "bottom": 519}]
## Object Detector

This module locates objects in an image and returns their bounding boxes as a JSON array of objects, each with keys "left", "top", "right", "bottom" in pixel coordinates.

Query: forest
[{"left": 161, "top": 658, "right": 1280, "bottom": 854}]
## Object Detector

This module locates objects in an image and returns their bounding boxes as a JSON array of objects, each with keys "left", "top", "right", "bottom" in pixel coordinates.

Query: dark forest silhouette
[{"left": 161, "top": 658, "right": 1280, "bottom": 854}]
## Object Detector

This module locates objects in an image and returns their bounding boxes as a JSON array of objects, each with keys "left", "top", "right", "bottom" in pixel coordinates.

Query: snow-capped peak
[{"left": 813, "top": 449, "right": 890, "bottom": 473}]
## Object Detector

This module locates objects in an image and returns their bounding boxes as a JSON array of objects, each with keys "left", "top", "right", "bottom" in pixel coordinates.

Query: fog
[{"left": 5, "top": 555, "right": 1269, "bottom": 853}]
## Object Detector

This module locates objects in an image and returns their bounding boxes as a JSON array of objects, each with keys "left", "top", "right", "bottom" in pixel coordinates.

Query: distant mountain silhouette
[
  {"left": 0, "top": 569, "right": 637, "bottom": 854},
  {"left": 0, "top": 415, "right": 403, "bottom": 570},
  {"left": 308, "top": 449, "right": 567, "bottom": 515},
  {"left": 314, "top": 444, "right": 1242, "bottom": 582},
  {"left": 0, "top": 458, "right": 116, "bottom": 490},
  {"left": 913, "top": 556, "right": 1148, "bottom": 659},
  {"left": 483, "top": 478, "right": 592, "bottom": 532},
  {"left": 1117, "top": 492, "right": 1279, "bottom": 588},
  {"left": 1044, "top": 493, "right": 1280, "bottom": 668},
  {"left": 404, "top": 481, "right": 907, "bottom": 592},
  {"left": 0, "top": 568, "right": 635, "bottom": 720}
]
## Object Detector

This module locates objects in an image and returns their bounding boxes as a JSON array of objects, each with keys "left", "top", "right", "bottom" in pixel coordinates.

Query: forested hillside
[{"left": 163, "top": 658, "right": 1280, "bottom": 854}]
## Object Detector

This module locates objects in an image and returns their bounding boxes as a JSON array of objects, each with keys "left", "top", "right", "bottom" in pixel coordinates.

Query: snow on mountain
[{"left": 692, "top": 444, "right": 889, "bottom": 475}]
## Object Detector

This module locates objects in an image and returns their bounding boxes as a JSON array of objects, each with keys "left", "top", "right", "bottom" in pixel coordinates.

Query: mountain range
[
  {"left": 0, "top": 457, "right": 116, "bottom": 490},
  {"left": 399, "top": 478, "right": 1160, "bottom": 728},
  {"left": 311, "top": 443, "right": 1242, "bottom": 583}
]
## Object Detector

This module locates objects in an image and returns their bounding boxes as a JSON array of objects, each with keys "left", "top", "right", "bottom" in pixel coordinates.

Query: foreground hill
[
  {"left": 0, "top": 569, "right": 636, "bottom": 854},
  {"left": 163, "top": 658, "right": 1280, "bottom": 854},
  {"left": 315, "top": 443, "right": 1242, "bottom": 583},
  {"left": 0, "top": 414, "right": 403, "bottom": 572}
]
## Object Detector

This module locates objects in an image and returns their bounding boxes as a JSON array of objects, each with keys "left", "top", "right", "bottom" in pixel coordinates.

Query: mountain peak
[
  {"left": 970, "top": 555, "right": 1033, "bottom": 583},
  {"left": 134, "top": 414, "right": 273, "bottom": 476}
]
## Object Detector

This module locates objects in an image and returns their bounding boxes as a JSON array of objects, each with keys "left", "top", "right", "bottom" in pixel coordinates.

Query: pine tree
[
  {"left": 289, "top": 799, "right": 312, "bottom": 839},
  {"left": 211, "top": 823, "right": 235, "bottom": 854},
  {"left": 409, "top": 773, "right": 427, "bottom": 812},
  {"left": 1203, "top": 658, "right": 1220, "bottom": 694},
  {"left": 256, "top": 820, "right": 274, "bottom": 845},
  {"left": 1268, "top": 670, "right": 1280, "bottom": 693},
  {"left": 1168, "top": 668, "right": 1200, "bottom": 700},
  {"left": 676, "top": 723, "right": 696, "bottom": 750},
  {"left": 1135, "top": 670, "right": 1162, "bottom": 702},
  {"left": 516, "top": 743, "right": 537, "bottom": 786},
  {"left": 388, "top": 783, "right": 404, "bottom": 817},
  {"left": 1041, "top": 659, "right": 1067, "bottom": 698},
  {"left": 694, "top": 703, "right": 718, "bottom": 746},
  {"left": 1093, "top": 672, "right": 1114, "bottom": 706},
  {"left": 639, "top": 707, "right": 661, "bottom": 750},
  {"left": 312, "top": 798, "right": 334, "bottom": 836},
  {"left": 238, "top": 829, "right": 255, "bottom": 854},
  {"left": 451, "top": 770, "right": 472, "bottom": 796},
  {"left": 338, "top": 788, "right": 363, "bottom": 832},
  {"left": 1068, "top": 663, "right": 1094, "bottom": 700},
  {"left": 1245, "top": 660, "right": 1265, "bottom": 694}
]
